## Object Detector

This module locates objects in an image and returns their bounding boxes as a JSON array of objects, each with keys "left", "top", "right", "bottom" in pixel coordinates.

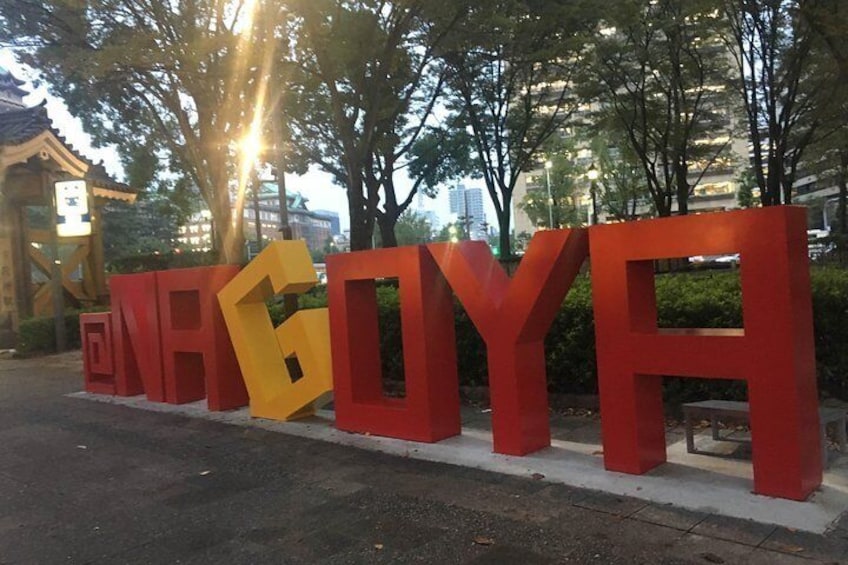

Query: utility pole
[
  {"left": 252, "top": 173, "right": 262, "bottom": 255},
  {"left": 273, "top": 106, "right": 298, "bottom": 317},
  {"left": 545, "top": 160, "right": 554, "bottom": 229}
]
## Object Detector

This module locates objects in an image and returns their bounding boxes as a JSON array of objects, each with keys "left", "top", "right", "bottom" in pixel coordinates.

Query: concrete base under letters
[{"left": 68, "top": 391, "right": 848, "bottom": 534}]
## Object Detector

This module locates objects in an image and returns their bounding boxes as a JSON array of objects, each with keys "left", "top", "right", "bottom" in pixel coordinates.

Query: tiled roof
[
  {"left": 0, "top": 102, "right": 135, "bottom": 196},
  {"left": 0, "top": 66, "right": 25, "bottom": 86},
  {"left": 0, "top": 102, "right": 52, "bottom": 145}
]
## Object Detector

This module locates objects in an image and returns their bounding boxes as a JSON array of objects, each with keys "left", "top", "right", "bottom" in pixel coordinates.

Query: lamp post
[
  {"left": 587, "top": 163, "right": 599, "bottom": 226},
  {"left": 544, "top": 160, "right": 554, "bottom": 229}
]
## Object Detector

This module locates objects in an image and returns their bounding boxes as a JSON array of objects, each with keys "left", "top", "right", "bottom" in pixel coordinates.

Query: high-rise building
[{"left": 449, "top": 184, "right": 487, "bottom": 240}]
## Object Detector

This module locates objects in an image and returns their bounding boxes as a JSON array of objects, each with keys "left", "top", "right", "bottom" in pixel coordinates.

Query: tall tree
[
  {"left": 724, "top": 0, "right": 836, "bottom": 206},
  {"left": 0, "top": 0, "right": 286, "bottom": 264},
  {"left": 801, "top": 0, "right": 848, "bottom": 237},
  {"left": 518, "top": 144, "right": 584, "bottom": 229},
  {"left": 588, "top": 0, "right": 735, "bottom": 217},
  {"left": 286, "top": 0, "right": 462, "bottom": 250},
  {"left": 391, "top": 209, "right": 434, "bottom": 246},
  {"left": 440, "top": 0, "right": 598, "bottom": 257},
  {"left": 592, "top": 137, "right": 651, "bottom": 222}
]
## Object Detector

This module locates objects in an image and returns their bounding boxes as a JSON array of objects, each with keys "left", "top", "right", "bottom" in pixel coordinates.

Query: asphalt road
[{"left": 0, "top": 352, "right": 846, "bottom": 564}]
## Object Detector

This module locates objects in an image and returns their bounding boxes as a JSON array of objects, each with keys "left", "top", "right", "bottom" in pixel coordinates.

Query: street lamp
[
  {"left": 544, "top": 160, "right": 554, "bottom": 229},
  {"left": 587, "top": 163, "right": 599, "bottom": 226}
]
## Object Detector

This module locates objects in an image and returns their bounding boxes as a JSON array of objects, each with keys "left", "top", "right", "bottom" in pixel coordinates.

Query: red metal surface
[
  {"left": 80, "top": 312, "right": 115, "bottom": 395},
  {"left": 589, "top": 207, "right": 821, "bottom": 500},
  {"left": 428, "top": 229, "right": 589, "bottom": 455},
  {"left": 327, "top": 246, "right": 460, "bottom": 442},
  {"left": 156, "top": 266, "right": 247, "bottom": 410},
  {"left": 110, "top": 272, "right": 164, "bottom": 400}
]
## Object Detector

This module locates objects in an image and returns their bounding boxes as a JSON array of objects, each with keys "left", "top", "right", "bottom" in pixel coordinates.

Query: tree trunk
[
  {"left": 676, "top": 169, "right": 689, "bottom": 216},
  {"left": 838, "top": 150, "right": 848, "bottom": 236},
  {"left": 498, "top": 206, "right": 512, "bottom": 258},
  {"left": 347, "top": 185, "right": 374, "bottom": 252},
  {"left": 377, "top": 214, "right": 398, "bottom": 248},
  {"left": 212, "top": 186, "right": 244, "bottom": 265}
]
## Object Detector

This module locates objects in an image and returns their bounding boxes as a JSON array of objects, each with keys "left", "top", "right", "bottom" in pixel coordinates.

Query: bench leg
[
  {"left": 685, "top": 412, "right": 695, "bottom": 453},
  {"left": 837, "top": 417, "right": 847, "bottom": 453},
  {"left": 822, "top": 422, "right": 828, "bottom": 468},
  {"left": 710, "top": 415, "right": 721, "bottom": 441}
]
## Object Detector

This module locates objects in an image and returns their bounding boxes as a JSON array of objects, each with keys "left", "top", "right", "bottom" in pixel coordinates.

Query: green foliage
[
  {"left": 407, "top": 128, "right": 478, "bottom": 198},
  {"left": 586, "top": 0, "right": 734, "bottom": 216},
  {"left": 102, "top": 193, "right": 185, "bottom": 265},
  {"left": 107, "top": 251, "right": 217, "bottom": 274},
  {"left": 736, "top": 169, "right": 757, "bottom": 209},
  {"left": 16, "top": 308, "right": 107, "bottom": 356},
  {"left": 265, "top": 267, "right": 848, "bottom": 407},
  {"left": 519, "top": 147, "right": 583, "bottom": 229},
  {"left": 0, "top": 0, "right": 287, "bottom": 263},
  {"left": 810, "top": 267, "right": 848, "bottom": 399},
  {"left": 392, "top": 211, "right": 434, "bottom": 246},
  {"left": 440, "top": 0, "right": 600, "bottom": 257}
]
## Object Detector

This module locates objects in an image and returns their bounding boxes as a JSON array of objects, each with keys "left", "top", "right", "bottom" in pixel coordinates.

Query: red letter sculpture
[
  {"left": 327, "top": 246, "right": 460, "bottom": 442},
  {"left": 110, "top": 273, "right": 164, "bottom": 400},
  {"left": 157, "top": 266, "right": 248, "bottom": 411},
  {"left": 428, "top": 229, "right": 588, "bottom": 455},
  {"left": 81, "top": 312, "right": 115, "bottom": 394},
  {"left": 590, "top": 206, "right": 821, "bottom": 500}
]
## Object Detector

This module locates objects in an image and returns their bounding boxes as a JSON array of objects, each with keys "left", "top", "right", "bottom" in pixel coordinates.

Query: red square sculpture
[
  {"left": 327, "top": 246, "right": 460, "bottom": 442},
  {"left": 81, "top": 312, "right": 115, "bottom": 395},
  {"left": 110, "top": 272, "right": 164, "bottom": 400},
  {"left": 156, "top": 266, "right": 247, "bottom": 411},
  {"left": 428, "top": 229, "right": 589, "bottom": 455},
  {"left": 590, "top": 206, "right": 821, "bottom": 500}
]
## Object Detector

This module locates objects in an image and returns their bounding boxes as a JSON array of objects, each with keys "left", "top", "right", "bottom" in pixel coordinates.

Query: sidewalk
[{"left": 2, "top": 352, "right": 847, "bottom": 564}]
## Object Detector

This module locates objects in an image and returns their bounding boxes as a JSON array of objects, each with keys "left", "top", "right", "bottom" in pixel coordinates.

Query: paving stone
[
  {"left": 746, "top": 547, "right": 830, "bottom": 565},
  {"left": 468, "top": 544, "right": 554, "bottom": 564},
  {"left": 573, "top": 491, "right": 648, "bottom": 517},
  {"left": 632, "top": 503, "right": 708, "bottom": 531},
  {"left": 2, "top": 353, "right": 846, "bottom": 565},
  {"left": 761, "top": 527, "right": 848, "bottom": 562},
  {"left": 691, "top": 514, "right": 776, "bottom": 546},
  {"left": 664, "top": 533, "right": 754, "bottom": 564}
]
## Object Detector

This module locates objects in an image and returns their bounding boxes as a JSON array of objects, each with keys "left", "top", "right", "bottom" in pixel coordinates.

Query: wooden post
[
  {"left": 45, "top": 172, "right": 66, "bottom": 352},
  {"left": 90, "top": 199, "right": 107, "bottom": 302}
]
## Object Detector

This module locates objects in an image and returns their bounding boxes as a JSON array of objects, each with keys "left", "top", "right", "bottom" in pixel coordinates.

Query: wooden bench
[{"left": 682, "top": 400, "right": 847, "bottom": 466}]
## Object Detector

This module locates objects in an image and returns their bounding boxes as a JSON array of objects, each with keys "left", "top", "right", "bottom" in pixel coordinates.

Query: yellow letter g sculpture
[{"left": 217, "top": 241, "right": 332, "bottom": 420}]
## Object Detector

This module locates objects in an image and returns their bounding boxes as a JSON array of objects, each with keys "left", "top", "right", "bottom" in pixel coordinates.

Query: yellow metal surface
[{"left": 217, "top": 241, "right": 333, "bottom": 420}]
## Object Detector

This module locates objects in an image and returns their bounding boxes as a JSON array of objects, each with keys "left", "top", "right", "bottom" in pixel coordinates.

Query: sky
[{"left": 0, "top": 48, "right": 498, "bottom": 234}]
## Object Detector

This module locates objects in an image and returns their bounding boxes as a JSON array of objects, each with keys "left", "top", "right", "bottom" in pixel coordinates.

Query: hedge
[
  {"left": 15, "top": 309, "right": 104, "bottom": 356},
  {"left": 18, "top": 267, "right": 848, "bottom": 407},
  {"left": 272, "top": 267, "right": 848, "bottom": 405}
]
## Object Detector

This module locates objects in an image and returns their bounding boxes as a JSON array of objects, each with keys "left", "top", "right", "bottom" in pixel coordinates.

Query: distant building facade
[
  {"left": 178, "top": 181, "right": 334, "bottom": 254},
  {"left": 313, "top": 210, "right": 341, "bottom": 236},
  {"left": 449, "top": 184, "right": 488, "bottom": 240}
]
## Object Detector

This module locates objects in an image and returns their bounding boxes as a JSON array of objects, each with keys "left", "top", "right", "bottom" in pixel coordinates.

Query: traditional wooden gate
[{"left": 0, "top": 103, "right": 135, "bottom": 344}]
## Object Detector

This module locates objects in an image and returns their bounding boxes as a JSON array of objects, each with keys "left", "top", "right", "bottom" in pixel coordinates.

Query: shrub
[{"left": 16, "top": 308, "right": 106, "bottom": 356}]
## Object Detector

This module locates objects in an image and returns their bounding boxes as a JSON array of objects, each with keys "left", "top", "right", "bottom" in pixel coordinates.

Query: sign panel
[{"left": 55, "top": 179, "right": 91, "bottom": 237}]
